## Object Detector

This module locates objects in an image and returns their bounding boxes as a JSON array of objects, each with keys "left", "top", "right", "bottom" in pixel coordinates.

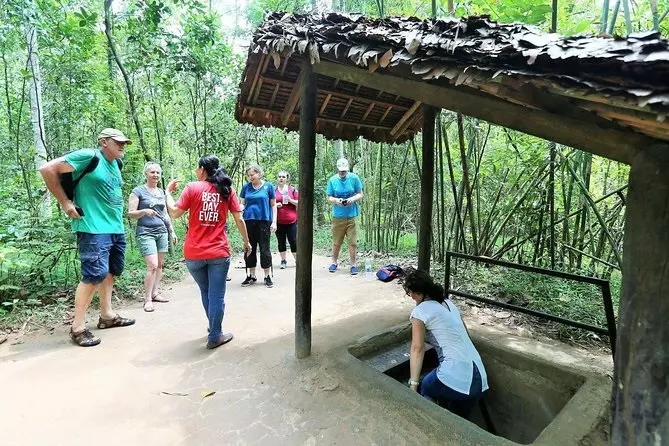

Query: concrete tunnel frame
[{"left": 236, "top": 13, "right": 669, "bottom": 444}]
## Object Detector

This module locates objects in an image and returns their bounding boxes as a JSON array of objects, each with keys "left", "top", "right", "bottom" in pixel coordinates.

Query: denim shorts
[
  {"left": 137, "top": 232, "right": 168, "bottom": 256},
  {"left": 77, "top": 232, "right": 126, "bottom": 284}
]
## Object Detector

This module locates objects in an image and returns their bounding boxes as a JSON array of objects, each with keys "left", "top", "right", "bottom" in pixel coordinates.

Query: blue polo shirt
[
  {"left": 326, "top": 172, "right": 363, "bottom": 219},
  {"left": 240, "top": 181, "right": 275, "bottom": 221}
]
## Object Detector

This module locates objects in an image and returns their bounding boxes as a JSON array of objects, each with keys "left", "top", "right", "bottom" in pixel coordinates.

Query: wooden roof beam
[
  {"left": 340, "top": 98, "right": 354, "bottom": 119},
  {"left": 362, "top": 103, "right": 375, "bottom": 121},
  {"left": 391, "top": 101, "right": 422, "bottom": 136},
  {"left": 281, "top": 68, "right": 306, "bottom": 126},
  {"left": 313, "top": 60, "right": 649, "bottom": 164},
  {"left": 379, "top": 106, "right": 392, "bottom": 124},
  {"left": 246, "top": 54, "right": 266, "bottom": 104}
]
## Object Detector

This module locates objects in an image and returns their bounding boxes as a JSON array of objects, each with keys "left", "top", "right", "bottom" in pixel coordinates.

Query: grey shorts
[{"left": 137, "top": 232, "right": 169, "bottom": 256}]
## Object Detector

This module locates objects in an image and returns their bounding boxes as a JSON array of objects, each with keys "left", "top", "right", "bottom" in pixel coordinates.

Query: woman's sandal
[
  {"left": 144, "top": 300, "right": 155, "bottom": 312},
  {"left": 70, "top": 328, "right": 101, "bottom": 347},
  {"left": 97, "top": 314, "right": 136, "bottom": 329},
  {"left": 151, "top": 294, "right": 169, "bottom": 303}
]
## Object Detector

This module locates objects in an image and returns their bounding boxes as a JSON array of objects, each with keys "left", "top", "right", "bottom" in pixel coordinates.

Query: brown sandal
[
  {"left": 97, "top": 314, "right": 136, "bottom": 329},
  {"left": 151, "top": 294, "right": 169, "bottom": 303},
  {"left": 70, "top": 328, "right": 101, "bottom": 347}
]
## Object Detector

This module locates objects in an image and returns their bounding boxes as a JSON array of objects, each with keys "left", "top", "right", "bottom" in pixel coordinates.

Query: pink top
[{"left": 275, "top": 185, "right": 298, "bottom": 225}]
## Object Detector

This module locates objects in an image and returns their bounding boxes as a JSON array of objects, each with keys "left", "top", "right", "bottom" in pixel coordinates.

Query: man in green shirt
[{"left": 39, "top": 128, "right": 136, "bottom": 346}]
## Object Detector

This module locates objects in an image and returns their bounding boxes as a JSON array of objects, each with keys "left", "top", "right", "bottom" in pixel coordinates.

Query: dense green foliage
[{"left": 0, "top": 0, "right": 666, "bottom": 342}]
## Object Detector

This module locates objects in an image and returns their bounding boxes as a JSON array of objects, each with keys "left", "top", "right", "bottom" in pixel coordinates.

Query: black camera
[{"left": 341, "top": 199, "right": 349, "bottom": 205}]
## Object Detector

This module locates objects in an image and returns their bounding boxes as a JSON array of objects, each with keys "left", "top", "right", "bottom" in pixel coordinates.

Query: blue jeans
[
  {"left": 77, "top": 232, "right": 126, "bottom": 284},
  {"left": 420, "top": 362, "right": 485, "bottom": 418},
  {"left": 185, "top": 257, "right": 230, "bottom": 342}
]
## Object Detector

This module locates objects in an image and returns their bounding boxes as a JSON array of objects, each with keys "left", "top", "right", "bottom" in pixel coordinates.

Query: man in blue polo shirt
[{"left": 326, "top": 158, "right": 364, "bottom": 275}]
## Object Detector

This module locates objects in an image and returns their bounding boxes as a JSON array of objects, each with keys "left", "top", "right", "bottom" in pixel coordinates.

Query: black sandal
[
  {"left": 70, "top": 328, "right": 101, "bottom": 347},
  {"left": 97, "top": 314, "right": 136, "bottom": 329}
]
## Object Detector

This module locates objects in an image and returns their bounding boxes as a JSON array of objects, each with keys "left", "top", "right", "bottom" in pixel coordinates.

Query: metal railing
[{"left": 444, "top": 251, "right": 617, "bottom": 357}]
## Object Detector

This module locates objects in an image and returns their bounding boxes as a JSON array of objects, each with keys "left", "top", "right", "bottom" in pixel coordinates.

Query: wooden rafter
[
  {"left": 391, "top": 101, "right": 422, "bottom": 136},
  {"left": 243, "top": 104, "right": 394, "bottom": 130},
  {"left": 362, "top": 103, "right": 375, "bottom": 120},
  {"left": 340, "top": 98, "right": 354, "bottom": 119},
  {"left": 268, "top": 84, "right": 280, "bottom": 108},
  {"left": 320, "top": 94, "right": 332, "bottom": 115},
  {"left": 246, "top": 54, "right": 266, "bottom": 104},
  {"left": 260, "top": 75, "right": 410, "bottom": 111},
  {"left": 281, "top": 69, "right": 306, "bottom": 126},
  {"left": 379, "top": 106, "right": 392, "bottom": 123}
]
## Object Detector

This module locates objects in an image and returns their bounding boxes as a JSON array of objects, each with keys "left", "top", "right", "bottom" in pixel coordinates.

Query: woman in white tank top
[{"left": 404, "top": 269, "right": 489, "bottom": 417}]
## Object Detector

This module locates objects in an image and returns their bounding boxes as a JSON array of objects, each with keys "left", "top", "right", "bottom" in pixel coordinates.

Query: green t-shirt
[{"left": 64, "top": 149, "right": 124, "bottom": 234}]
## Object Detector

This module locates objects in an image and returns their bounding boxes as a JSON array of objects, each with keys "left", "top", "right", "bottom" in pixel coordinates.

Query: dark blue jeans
[
  {"left": 185, "top": 257, "right": 230, "bottom": 342},
  {"left": 420, "top": 362, "right": 485, "bottom": 418}
]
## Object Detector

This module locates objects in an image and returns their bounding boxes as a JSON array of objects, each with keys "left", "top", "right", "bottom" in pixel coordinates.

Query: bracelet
[{"left": 408, "top": 379, "right": 420, "bottom": 386}]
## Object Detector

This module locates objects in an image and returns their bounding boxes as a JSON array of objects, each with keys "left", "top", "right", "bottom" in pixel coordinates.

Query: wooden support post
[
  {"left": 612, "top": 144, "right": 669, "bottom": 444},
  {"left": 418, "top": 105, "right": 437, "bottom": 272},
  {"left": 295, "top": 61, "right": 317, "bottom": 359}
]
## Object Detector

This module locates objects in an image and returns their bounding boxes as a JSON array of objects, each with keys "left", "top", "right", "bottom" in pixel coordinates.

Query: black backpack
[{"left": 60, "top": 151, "right": 123, "bottom": 200}]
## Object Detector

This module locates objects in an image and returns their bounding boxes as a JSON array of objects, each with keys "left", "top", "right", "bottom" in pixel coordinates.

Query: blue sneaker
[
  {"left": 350, "top": 266, "right": 359, "bottom": 275},
  {"left": 328, "top": 263, "right": 337, "bottom": 273}
]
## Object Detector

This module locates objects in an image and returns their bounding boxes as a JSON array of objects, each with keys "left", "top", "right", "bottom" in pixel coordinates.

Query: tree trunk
[
  {"left": 26, "top": 24, "right": 51, "bottom": 219},
  {"left": 104, "top": 0, "right": 149, "bottom": 161},
  {"left": 612, "top": 144, "right": 669, "bottom": 444}
]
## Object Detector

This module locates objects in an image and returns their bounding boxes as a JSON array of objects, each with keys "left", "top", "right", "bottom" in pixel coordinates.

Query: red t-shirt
[
  {"left": 175, "top": 181, "right": 242, "bottom": 260},
  {"left": 275, "top": 185, "right": 299, "bottom": 225}
]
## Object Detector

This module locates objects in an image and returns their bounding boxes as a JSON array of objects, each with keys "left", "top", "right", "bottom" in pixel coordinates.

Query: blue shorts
[{"left": 77, "top": 233, "right": 126, "bottom": 284}]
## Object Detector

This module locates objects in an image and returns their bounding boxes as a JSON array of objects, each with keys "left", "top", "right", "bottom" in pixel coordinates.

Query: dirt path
[
  {"left": 0, "top": 254, "right": 421, "bottom": 445},
  {"left": 0, "top": 254, "right": 612, "bottom": 445}
]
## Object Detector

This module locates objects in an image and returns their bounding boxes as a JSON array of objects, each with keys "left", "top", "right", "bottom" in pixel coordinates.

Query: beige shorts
[{"left": 332, "top": 217, "right": 357, "bottom": 247}]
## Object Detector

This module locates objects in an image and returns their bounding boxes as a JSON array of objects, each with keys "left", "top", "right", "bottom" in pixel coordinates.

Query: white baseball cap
[{"left": 336, "top": 158, "right": 349, "bottom": 171}]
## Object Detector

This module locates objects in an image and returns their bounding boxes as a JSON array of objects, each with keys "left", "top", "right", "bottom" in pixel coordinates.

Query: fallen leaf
[
  {"left": 201, "top": 390, "right": 216, "bottom": 399},
  {"left": 161, "top": 391, "right": 188, "bottom": 397}
]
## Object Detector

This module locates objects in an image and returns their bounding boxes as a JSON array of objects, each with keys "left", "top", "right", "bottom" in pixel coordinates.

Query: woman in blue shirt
[{"left": 240, "top": 164, "right": 277, "bottom": 288}]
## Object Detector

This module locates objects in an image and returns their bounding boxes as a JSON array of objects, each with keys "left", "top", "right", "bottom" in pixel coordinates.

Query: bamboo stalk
[
  {"left": 564, "top": 157, "right": 623, "bottom": 270},
  {"left": 457, "top": 114, "right": 479, "bottom": 255}
]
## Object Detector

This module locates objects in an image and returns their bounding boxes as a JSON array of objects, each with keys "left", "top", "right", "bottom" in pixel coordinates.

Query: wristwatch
[{"left": 408, "top": 379, "right": 420, "bottom": 386}]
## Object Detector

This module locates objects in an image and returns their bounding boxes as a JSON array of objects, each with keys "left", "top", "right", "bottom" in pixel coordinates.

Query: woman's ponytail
[
  {"left": 198, "top": 154, "right": 232, "bottom": 199},
  {"left": 209, "top": 167, "right": 232, "bottom": 199}
]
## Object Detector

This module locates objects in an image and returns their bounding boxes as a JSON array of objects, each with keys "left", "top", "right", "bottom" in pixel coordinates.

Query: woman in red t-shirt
[
  {"left": 165, "top": 155, "right": 251, "bottom": 350},
  {"left": 274, "top": 170, "right": 299, "bottom": 269}
]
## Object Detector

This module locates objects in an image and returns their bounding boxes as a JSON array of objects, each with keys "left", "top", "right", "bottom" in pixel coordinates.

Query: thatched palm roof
[{"left": 235, "top": 12, "right": 669, "bottom": 150}]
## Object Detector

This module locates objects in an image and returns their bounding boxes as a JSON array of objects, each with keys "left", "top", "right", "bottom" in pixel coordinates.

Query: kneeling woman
[{"left": 404, "top": 269, "right": 489, "bottom": 417}]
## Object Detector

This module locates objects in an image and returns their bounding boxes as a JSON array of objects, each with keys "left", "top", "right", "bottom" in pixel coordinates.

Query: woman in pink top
[
  {"left": 165, "top": 155, "right": 251, "bottom": 350},
  {"left": 274, "top": 170, "right": 299, "bottom": 269}
]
